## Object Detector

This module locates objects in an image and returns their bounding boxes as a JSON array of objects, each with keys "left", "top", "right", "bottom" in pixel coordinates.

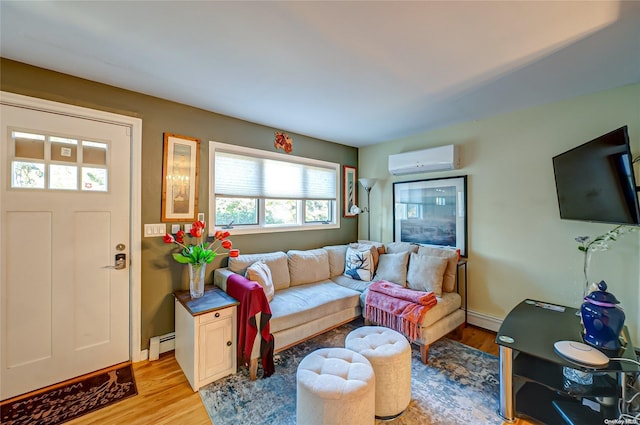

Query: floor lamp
[{"left": 350, "top": 178, "right": 378, "bottom": 240}]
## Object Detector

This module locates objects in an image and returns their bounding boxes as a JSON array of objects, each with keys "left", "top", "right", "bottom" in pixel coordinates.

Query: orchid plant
[
  {"left": 163, "top": 221, "right": 238, "bottom": 264},
  {"left": 575, "top": 225, "right": 635, "bottom": 296}
]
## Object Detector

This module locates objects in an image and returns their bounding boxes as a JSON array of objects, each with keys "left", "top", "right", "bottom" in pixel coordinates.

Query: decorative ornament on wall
[{"left": 274, "top": 131, "right": 293, "bottom": 154}]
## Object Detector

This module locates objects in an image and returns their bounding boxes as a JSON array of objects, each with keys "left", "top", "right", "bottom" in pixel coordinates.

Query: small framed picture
[
  {"left": 162, "top": 133, "right": 200, "bottom": 222},
  {"left": 343, "top": 165, "right": 357, "bottom": 217}
]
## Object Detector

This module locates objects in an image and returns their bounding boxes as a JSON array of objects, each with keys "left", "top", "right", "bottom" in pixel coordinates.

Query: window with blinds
[{"left": 209, "top": 142, "right": 340, "bottom": 234}]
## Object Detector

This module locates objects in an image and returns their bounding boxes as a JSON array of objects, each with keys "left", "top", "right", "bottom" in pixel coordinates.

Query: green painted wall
[
  {"left": 358, "top": 83, "right": 640, "bottom": 343},
  {"left": 1, "top": 58, "right": 358, "bottom": 351}
]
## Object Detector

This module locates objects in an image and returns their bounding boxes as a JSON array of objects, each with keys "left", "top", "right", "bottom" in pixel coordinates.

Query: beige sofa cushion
[
  {"left": 406, "top": 253, "right": 447, "bottom": 296},
  {"left": 287, "top": 249, "right": 330, "bottom": 286},
  {"left": 421, "top": 292, "right": 462, "bottom": 327},
  {"left": 228, "top": 251, "right": 290, "bottom": 290},
  {"left": 357, "top": 240, "right": 386, "bottom": 255},
  {"left": 245, "top": 261, "right": 275, "bottom": 302},
  {"left": 373, "top": 251, "right": 410, "bottom": 286},
  {"left": 323, "top": 245, "right": 348, "bottom": 277},
  {"left": 417, "top": 246, "right": 458, "bottom": 292},
  {"left": 268, "top": 281, "right": 360, "bottom": 333},
  {"left": 385, "top": 242, "right": 419, "bottom": 254},
  {"left": 331, "top": 275, "right": 372, "bottom": 293}
]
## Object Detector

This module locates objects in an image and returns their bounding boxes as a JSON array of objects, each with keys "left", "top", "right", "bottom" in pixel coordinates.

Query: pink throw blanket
[{"left": 365, "top": 280, "right": 437, "bottom": 341}]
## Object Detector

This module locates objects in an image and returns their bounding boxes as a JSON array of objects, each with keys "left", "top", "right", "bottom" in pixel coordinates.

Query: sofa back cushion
[
  {"left": 229, "top": 251, "right": 291, "bottom": 290},
  {"left": 385, "top": 242, "right": 419, "bottom": 254},
  {"left": 406, "top": 252, "right": 448, "bottom": 296},
  {"left": 417, "top": 246, "right": 458, "bottom": 292},
  {"left": 323, "top": 245, "right": 348, "bottom": 277},
  {"left": 287, "top": 249, "right": 330, "bottom": 286}
]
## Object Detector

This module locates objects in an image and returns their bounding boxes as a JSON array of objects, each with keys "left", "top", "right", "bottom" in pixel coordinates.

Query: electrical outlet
[
  {"left": 198, "top": 213, "right": 205, "bottom": 222},
  {"left": 184, "top": 223, "right": 192, "bottom": 234}
]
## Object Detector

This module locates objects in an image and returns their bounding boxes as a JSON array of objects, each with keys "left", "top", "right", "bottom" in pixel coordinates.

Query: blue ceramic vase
[{"left": 581, "top": 281, "right": 625, "bottom": 350}]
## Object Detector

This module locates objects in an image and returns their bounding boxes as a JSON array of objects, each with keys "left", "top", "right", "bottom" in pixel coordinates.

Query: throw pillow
[
  {"left": 373, "top": 251, "right": 410, "bottom": 286},
  {"left": 343, "top": 246, "right": 374, "bottom": 281},
  {"left": 349, "top": 242, "right": 379, "bottom": 271},
  {"left": 406, "top": 253, "right": 448, "bottom": 296},
  {"left": 417, "top": 246, "right": 458, "bottom": 292},
  {"left": 245, "top": 261, "right": 275, "bottom": 302}
]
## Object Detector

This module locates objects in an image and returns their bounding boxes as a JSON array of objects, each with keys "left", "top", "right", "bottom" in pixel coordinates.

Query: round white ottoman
[
  {"left": 345, "top": 326, "right": 412, "bottom": 419},
  {"left": 296, "top": 347, "right": 375, "bottom": 425}
]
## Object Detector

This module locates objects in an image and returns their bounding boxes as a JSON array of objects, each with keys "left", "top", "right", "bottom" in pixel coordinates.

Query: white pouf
[
  {"left": 345, "top": 326, "right": 412, "bottom": 419},
  {"left": 296, "top": 347, "right": 375, "bottom": 425}
]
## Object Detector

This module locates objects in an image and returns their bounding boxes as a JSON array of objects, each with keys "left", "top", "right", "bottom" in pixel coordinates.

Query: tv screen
[{"left": 552, "top": 126, "right": 640, "bottom": 225}]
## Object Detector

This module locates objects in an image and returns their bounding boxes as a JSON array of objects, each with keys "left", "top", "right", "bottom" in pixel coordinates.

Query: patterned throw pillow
[
  {"left": 343, "top": 247, "right": 374, "bottom": 281},
  {"left": 245, "top": 261, "right": 275, "bottom": 302}
]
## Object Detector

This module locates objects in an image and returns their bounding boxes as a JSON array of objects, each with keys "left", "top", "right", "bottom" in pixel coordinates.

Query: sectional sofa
[{"left": 214, "top": 241, "right": 464, "bottom": 379}]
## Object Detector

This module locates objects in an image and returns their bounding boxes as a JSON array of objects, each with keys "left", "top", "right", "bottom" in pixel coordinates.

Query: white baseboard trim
[
  {"left": 467, "top": 310, "right": 503, "bottom": 333},
  {"left": 138, "top": 349, "right": 149, "bottom": 362}
]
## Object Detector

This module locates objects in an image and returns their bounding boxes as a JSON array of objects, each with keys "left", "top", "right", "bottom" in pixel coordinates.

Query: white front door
[{"left": 1, "top": 102, "right": 131, "bottom": 400}]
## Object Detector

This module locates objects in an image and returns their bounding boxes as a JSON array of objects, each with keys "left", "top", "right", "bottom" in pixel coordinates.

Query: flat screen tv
[{"left": 552, "top": 125, "right": 640, "bottom": 225}]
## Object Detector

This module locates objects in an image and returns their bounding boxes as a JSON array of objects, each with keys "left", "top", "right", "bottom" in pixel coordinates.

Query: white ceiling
[{"left": 1, "top": 1, "right": 639, "bottom": 147}]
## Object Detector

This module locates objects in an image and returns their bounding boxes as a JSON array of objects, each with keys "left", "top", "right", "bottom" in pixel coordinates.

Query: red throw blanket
[
  {"left": 226, "top": 273, "right": 275, "bottom": 378},
  {"left": 365, "top": 280, "right": 437, "bottom": 341}
]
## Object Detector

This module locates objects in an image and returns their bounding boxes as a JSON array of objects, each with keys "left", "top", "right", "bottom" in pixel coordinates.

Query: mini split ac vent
[{"left": 388, "top": 144, "right": 459, "bottom": 176}]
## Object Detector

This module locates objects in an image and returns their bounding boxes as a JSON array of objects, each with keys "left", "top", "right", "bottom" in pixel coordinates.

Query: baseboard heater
[{"left": 149, "top": 332, "right": 175, "bottom": 361}]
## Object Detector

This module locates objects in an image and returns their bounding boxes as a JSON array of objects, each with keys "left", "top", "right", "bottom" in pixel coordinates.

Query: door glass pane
[
  {"left": 13, "top": 131, "right": 45, "bottom": 160},
  {"left": 82, "top": 167, "right": 108, "bottom": 191},
  {"left": 11, "top": 161, "right": 45, "bottom": 189},
  {"left": 83, "top": 141, "right": 107, "bottom": 165},
  {"left": 49, "top": 164, "right": 78, "bottom": 190},
  {"left": 265, "top": 200, "right": 297, "bottom": 225},
  {"left": 50, "top": 136, "right": 78, "bottom": 163}
]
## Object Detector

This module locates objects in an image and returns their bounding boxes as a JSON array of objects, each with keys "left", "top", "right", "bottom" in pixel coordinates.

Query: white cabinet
[{"left": 174, "top": 286, "right": 238, "bottom": 391}]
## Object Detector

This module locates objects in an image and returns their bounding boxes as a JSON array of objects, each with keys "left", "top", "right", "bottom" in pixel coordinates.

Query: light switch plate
[
  {"left": 144, "top": 223, "right": 166, "bottom": 237},
  {"left": 197, "top": 213, "right": 205, "bottom": 222},
  {"left": 171, "top": 224, "right": 181, "bottom": 234}
]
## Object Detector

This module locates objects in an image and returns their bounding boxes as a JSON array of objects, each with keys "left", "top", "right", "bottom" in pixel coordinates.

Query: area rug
[
  {"left": 200, "top": 319, "right": 502, "bottom": 425},
  {"left": 0, "top": 362, "right": 137, "bottom": 425}
]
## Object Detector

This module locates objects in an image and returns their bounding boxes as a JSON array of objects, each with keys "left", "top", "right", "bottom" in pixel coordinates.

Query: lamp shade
[{"left": 358, "top": 178, "right": 378, "bottom": 190}]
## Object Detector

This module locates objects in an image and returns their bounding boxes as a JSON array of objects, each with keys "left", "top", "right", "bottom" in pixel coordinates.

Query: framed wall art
[
  {"left": 162, "top": 133, "right": 200, "bottom": 222},
  {"left": 393, "top": 175, "right": 467, "bottom": 257},
  {"left": 343, "top": 165, "right": 357, "bottom": 217}
]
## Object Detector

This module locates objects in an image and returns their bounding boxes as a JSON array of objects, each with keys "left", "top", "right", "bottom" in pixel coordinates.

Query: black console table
[{"left": 496, "top": 299, "right": 638, "bottom": 424}]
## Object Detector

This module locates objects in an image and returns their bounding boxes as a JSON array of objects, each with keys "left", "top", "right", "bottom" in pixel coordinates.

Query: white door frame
[{"left": 0, "top": 91, "right": 143, "bottom": 362}]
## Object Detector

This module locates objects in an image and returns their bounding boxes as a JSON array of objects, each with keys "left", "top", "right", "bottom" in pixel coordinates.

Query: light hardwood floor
[{"left": 66, "top": 324, "right": 532, "bottom": 425}]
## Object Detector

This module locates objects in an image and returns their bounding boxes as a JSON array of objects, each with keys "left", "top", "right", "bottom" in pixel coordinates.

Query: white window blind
[{"left": 215, "top": 151, "right": 336, "bottom": 200}]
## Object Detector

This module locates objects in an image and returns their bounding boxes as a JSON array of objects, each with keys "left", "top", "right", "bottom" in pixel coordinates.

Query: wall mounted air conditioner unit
[{"left": 388, "top": 144, "right": 459, "bottom": 175}]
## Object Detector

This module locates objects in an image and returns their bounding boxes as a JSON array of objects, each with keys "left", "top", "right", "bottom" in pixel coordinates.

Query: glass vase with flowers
[{"left": 163, "top": 221, "right": 239, "bottom": 298}]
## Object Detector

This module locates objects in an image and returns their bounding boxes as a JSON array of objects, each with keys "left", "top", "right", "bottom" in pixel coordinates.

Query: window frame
[{"left": 209, "top": 141, "right": 340, "bottom": 236}]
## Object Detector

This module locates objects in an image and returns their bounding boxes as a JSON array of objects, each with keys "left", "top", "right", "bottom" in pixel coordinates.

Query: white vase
[{"left": 188, "top": 263, "right": 206, "bottom": 299}]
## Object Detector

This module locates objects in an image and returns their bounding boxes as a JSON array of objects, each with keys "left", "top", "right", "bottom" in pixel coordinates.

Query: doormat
[{"left": 1, "top": 362, "right": 137, "bottom": 425}]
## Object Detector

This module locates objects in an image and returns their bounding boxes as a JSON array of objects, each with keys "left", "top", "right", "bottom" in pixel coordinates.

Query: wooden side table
[{"left": 174, "top": 285, "right": 239, "bottom": 391}]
